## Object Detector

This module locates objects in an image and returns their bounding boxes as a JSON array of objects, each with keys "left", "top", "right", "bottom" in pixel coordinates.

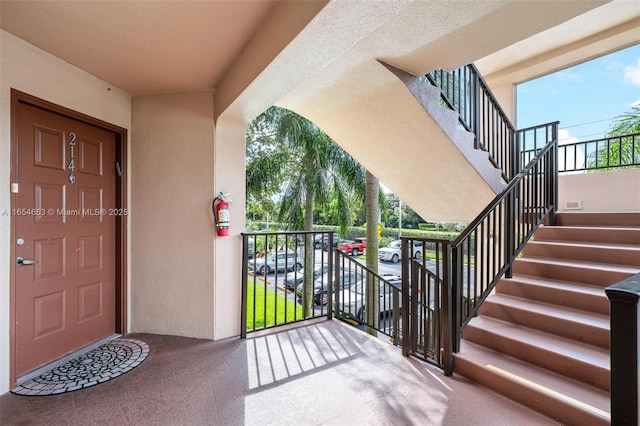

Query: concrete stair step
[
  {"left": 555, "top": 212, "right": 640, "bottom": 228},
  {"left": 512, "top": 257, "right": 637, "bottom": 286},
  {"left": 462, "top": 316, "right": 610, "bottom": 391},
  {"left": 480, "top": 293, "right": 609, "bottom": 349},
  {"left": 497, "top": 275, "right": 609, "bottom": 315},
  {"left": 454, "top": 340, "right": 610, "bottom": 426},
  {"left": 535, "top": 226, "right": 640, "bottom": 246},
  {"left": 523, "top": 240, "right": 640, "bottom": 267}
]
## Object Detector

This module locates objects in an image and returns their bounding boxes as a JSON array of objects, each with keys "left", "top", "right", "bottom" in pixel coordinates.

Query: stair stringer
[
  {"left": 278, "top": 58, "right": 503, "bottom": 223},
  {"left": 380, "top": 61, "right": 505, "bottom": 194}
]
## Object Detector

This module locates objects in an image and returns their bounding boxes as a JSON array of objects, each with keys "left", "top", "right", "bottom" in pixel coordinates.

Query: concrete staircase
[{"left": 454, "top": 212, "right": 640, "bottom": 425}]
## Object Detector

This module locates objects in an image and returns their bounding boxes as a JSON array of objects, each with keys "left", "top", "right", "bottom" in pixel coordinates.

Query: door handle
[{"left": 17, "top": 257, "right": 38, "bottom": 265}]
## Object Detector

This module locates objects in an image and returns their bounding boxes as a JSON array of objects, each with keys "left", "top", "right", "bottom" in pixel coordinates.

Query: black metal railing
[
  {"left": 554, "top": 132, "right": 640, "bottom": 172},
  {"left": 518, "top": 123, "right": 559, "bottom": 165},
  {"left": 241, "top": 231, "right": 334, "bottom": 336},
  {"left": 606, "top": 272, "right": 640, "bottom": 425},
  {"left": 425, "top": 64, "right": 518, "bottom": 180},
  {"left": 333, "top": 251, "right": 402, "bottom": 345},
  {"left": 400, "top": 239, "right": 451, "bottom": 368},
  {"left": 453, "top": 124, "right": 557, "bottom": 329},
  {"left": 401, "top": 121, "right": 558, "bottom": 373},
  {"left": 241, "top": 231, "right": 406, "bottom": 342}
]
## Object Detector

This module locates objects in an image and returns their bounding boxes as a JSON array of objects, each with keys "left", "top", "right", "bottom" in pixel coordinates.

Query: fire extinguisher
[{"left": 212, "top": 192, "right": 230, "bottom": 236}]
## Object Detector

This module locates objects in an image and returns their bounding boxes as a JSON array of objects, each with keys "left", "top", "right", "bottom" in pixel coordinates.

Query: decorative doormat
[{"left": 11, "top": 338, "right": 149, "bottom": 396}]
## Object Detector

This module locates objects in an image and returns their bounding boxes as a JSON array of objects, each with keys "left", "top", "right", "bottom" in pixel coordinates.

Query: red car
[{"left": 338, "top": 237, "right": 367, "bottom": 256}]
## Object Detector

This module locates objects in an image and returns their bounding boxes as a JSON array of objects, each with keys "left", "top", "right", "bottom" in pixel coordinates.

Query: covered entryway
[{"left": 11, "top": 91, "right": 127, "bottom": 382}]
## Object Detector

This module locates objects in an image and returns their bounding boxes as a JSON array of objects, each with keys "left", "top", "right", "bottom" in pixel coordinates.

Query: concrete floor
[{"left": 1, "top": 319, "right": 558, "bottom": 425}]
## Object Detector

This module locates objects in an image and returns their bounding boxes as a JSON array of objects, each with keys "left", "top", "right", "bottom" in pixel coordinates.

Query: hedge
[{"left": 247, "top": 221, "right": 460, "bottom": 241}]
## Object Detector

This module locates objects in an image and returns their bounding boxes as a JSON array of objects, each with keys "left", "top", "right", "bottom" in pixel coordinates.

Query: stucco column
[
  {"left": 214, "top": 116, "right": 246, "bottom": 339},
  {"left": 130, "top": 91, "right": 215, "bottom": 339}
]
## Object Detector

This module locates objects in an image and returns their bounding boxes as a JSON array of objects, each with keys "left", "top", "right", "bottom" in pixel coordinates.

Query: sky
[{"left": 516, "top": 44, "right": 640, "bottom": 145}]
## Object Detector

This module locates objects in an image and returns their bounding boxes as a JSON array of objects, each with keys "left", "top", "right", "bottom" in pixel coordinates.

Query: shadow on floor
[{"left": 0, "top": 319, "right": 557, "bottom": 425}]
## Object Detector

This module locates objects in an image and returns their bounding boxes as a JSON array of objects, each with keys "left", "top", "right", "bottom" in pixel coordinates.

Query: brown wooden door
[{"left": 14, "top": 102, "right": 117, "bottom": 377}]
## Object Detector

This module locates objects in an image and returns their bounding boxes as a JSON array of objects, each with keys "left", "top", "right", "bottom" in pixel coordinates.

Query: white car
[
  {"left": 339, "top": 276, "right": 401, "bottom": 321},
  {"left": 248, "top": 251, "right": 303, "bottom": 275},
  {"left": 378, "top": 240, "right": 423, "bottom": 263}
]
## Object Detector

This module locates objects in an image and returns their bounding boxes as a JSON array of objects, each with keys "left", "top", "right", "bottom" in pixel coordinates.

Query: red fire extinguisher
[{"left": 213, "top": 192, "right": 230, "bottom": 236}]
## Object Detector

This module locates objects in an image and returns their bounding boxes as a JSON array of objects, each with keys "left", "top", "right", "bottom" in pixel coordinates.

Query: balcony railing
[
  {"left": 241, "top": 231, "right": 335, "bottom": 337},
  {"left": 334, "top": 251, "right": 402, "bottom": 346},
  {"left": 558, "top": 132, "right": 639, "bottom": 172},
  {"left": 401, "top": 239, "right": 450, "bottom": 368},
  {"left": 242, "top": 230, "right": 410, "bottom": 344}
]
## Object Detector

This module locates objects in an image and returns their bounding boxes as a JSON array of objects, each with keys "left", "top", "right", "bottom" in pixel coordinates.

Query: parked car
[
  {"left": 338, "top": 237, "right": 367, "bottom": 256},
  {"left": 245, "top": 237, "right": 255, "bottom": 259},
  {"left": 296, "top": 269, "right": 364, "bottom": 305},
  {"left": 378, "top": 240, "right": 423, "bottom": 263},
  {"left": 285, "top": 264, "right": 329, "bottom": 291},
  {"left": 340, "top": 275, "right": 402, "bottom": 321},
  {"left": 248, "top": 251, "right": 303, "bottom": 275},
  {"left": 322, "top": 236, "right": 344, "bottom": 251}
]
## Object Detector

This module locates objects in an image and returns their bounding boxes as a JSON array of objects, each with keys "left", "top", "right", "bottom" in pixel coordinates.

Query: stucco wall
[
  {"left": 487, "top": 83, "right": 515, "bottom": 124},
  {"left": 213, "top": 117, "right": 246, "bottom": 340},
  {"left": 558, "top": 169, "right": 640, "bottom": 212},
  {"left": 130, "top": 92, "right": 215, "bottom": 339},
  {"left": 0, "top": 30, "right": 131, "bottom": 394}
]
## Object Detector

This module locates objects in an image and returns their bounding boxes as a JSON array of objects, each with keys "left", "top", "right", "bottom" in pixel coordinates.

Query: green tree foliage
[
  {"left": 382, "top": 193, "right": 426, "bottom": 229},
  {"left": 246, "top": 107, "right": 366, "bottom": 316},
  {"left": 588, "top": 106, "right": 640, "bottom": 170},
  {"left": 608, "top": 105, "right": 640, "bottom": 135},
  {"left": 247, "top": 106, "right": 366, "bottom": 235}
]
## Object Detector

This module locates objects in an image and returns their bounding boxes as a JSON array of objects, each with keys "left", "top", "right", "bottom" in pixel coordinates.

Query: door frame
[{"left": 9, "top": 89, "right": 128, "bottom": 387}]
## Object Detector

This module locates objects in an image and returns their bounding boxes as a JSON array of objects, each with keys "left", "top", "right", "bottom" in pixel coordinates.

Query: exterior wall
[
  {"left": 0, "top": 30, "right": 131, "bottom": 394},
  {"left": 487, "top": 83, "right": 515, "bottom": 124},
  {"left": 558, "top": 169, "right": 640, "bottom": 213},
  {"left": 130, "top": 92, "right": 215, "bottom": 339}
]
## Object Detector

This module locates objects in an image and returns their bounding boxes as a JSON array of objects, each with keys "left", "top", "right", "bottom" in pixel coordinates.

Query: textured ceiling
[{"left": 0, "top": 0, "right": 277, "bottom": 95}]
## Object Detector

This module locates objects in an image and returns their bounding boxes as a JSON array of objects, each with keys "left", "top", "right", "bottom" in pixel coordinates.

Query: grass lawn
[{"left": 246, "top": 280, "right": 304, "bottom": 330}]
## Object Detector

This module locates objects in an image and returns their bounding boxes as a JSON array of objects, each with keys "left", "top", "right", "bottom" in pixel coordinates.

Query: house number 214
[{"left": 67, "top": 131, "right": 76, "bottom": 184}]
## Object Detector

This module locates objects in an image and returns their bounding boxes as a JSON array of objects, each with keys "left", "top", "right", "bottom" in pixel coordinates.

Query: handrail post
[
  {"left": 327, "top": 232, "right": 334, "bottom": 320},
  {"left": 473, "top": 66, "right": 480, "bottom": 150},
  {"left": 240, "top": 233, "right": 249, "bottom": 339},
  {"left": 549, "top": 124, "right": 559, "bottom": 226},
  {"left": 401, "top": 238, "right": 410, "bottom": 356},
  {"left": 410, "top": 257, "right": 419, "bottom": 355},
  {"left": 606, "top": 274, "right": 640, "bottom": 425},
  {"left": 513, "top": 126, "right": 520, "bottom": 178},
  {"left": 392, "top": 286, "right": 400, "bottom": 347},
  {"left": 505, "top": 190, "right": 515, "bottom": 279},
  {"left": 442, "top": 243, "right": 454, "bottom": 375},
  {"left": 450, "top": 244, "right": 460, "bottom": 354},
  {"left": 334, "top": 240, "right": 339, "bottom": 320}
]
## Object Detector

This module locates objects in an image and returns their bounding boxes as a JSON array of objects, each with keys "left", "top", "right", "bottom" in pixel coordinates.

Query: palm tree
[
  {"left": 588, "top": 106, "right": 640, "bottom": 170},
  {"left": 365, "top": 171, "right": 380, "bottom": 327},
  {"left": 247, "top": 106, "right": 366, "bottom": 315}
]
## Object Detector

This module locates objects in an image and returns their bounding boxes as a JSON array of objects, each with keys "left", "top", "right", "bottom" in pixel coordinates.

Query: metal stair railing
[
  {"left": 425, "top": 64, "right": 518, "bottom": 181},
  {"left": 401, "top": 121, "right": 559, "bottom": 375},
  {"left": 333, "top": 249, "right": 403, "bottom": 346}
]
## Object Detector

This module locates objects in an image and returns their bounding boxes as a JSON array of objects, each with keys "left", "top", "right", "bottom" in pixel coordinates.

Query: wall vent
[{"left": 565, "top": 201, "right": 583, "bottom": 210}]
